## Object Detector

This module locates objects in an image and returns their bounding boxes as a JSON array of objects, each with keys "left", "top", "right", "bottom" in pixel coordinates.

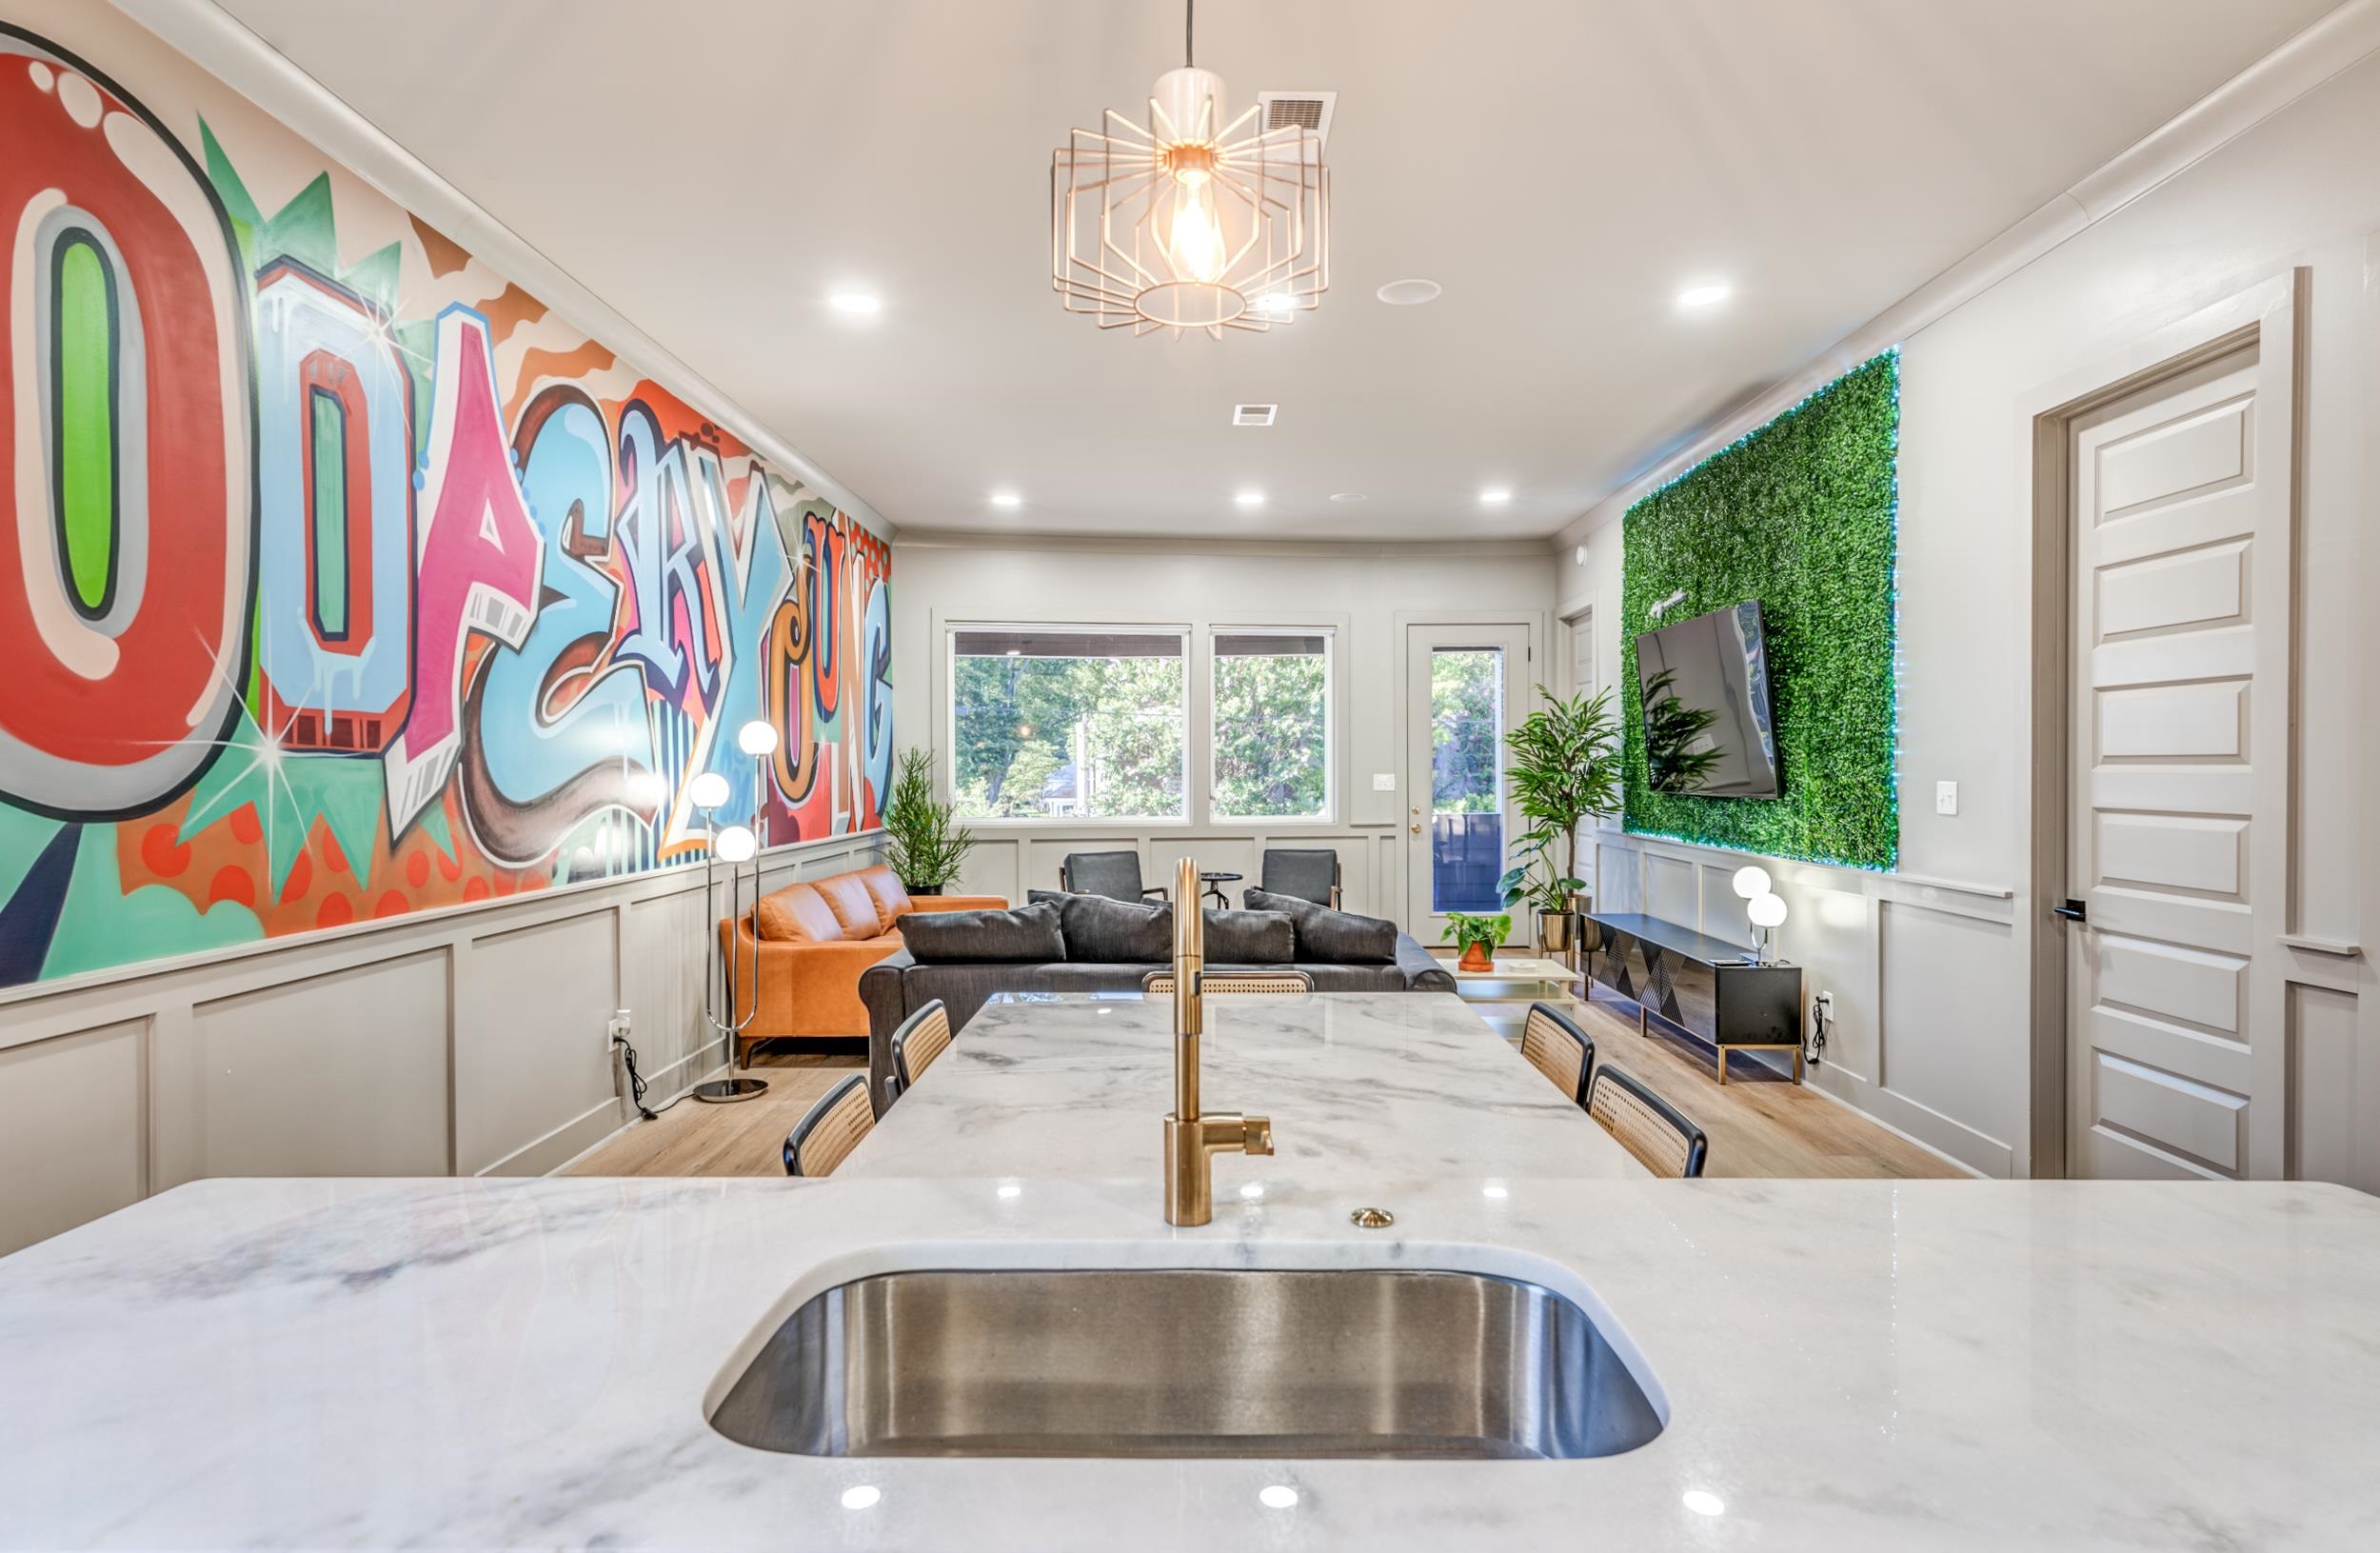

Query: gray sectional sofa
[{"left": 856, "top": 889, "right": 1454, "bottom": 1111}]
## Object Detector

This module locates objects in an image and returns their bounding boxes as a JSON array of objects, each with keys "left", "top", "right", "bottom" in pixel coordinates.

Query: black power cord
[
  {"left": 613, "top": 1033, "right": 687, "bottom": 1122},
  {"left": 1806, "top": 991, "right": 1831, "bottom": 1069}
]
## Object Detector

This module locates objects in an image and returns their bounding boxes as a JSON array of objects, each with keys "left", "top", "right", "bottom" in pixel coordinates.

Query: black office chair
[
  {"left": 1060, "top": 850, "right": 1168, "bottom": 903},
  {"left": 1259, "top": 848, "right": 1342, "bottom": 908},
  {"left": 1587, "top": 1065, "right": 1709, "bottom": 1178},
  {"left": 1518, "top": 1002, "right": 1594, "bottom": 1107}
]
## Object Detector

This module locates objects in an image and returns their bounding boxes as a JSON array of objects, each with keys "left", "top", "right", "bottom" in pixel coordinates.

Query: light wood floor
[
  {"left": 1564, "top": 989, "right": 1961, "bottom": 1179},
  {"left": 566, "top": 992, "right": 1964, "bottom": 1181},
  {"left": 565, "top": 1046, "right": 865, "bottom": 1177}
]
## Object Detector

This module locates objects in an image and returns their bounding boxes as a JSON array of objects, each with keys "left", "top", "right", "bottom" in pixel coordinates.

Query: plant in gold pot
[
  {"left": 1444, "top": 911, "right": 1511, "bottom": 973},
  {"left": 881, "top": 748, "right": 979, "bottom": 895},
  {"left": 1497, "top": 684, "right": 1620, "bottom": 952}
]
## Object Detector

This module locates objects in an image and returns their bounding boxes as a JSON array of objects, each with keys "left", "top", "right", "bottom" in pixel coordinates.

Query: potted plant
[
  {"left": 1444, "top": 911, "right": 1512, "bottom": 972},
  {"left": 1497, "top": 683, "right": 1621, "bottom": 953},
  {"left": 881, "top": 748, "right": 979, "bottom": 895}
]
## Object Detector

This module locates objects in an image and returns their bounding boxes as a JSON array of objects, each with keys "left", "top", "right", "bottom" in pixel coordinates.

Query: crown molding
[
  {"left": 892, "top": 527, "right": 1557, "bottom": 563},
  {"left": 1548, "top": 0, "right": 2380, "bottom": 553},
  {"left": 105, "top": 0, "right": 894, "bottom": 542}
]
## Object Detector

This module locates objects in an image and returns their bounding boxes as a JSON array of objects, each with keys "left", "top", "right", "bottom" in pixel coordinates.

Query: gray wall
[
  {"left": 1561, "top": 50, "right": 2380, "bottom": 1185},
  {"left": 0, "top": 832, "right": 879, "bottom": 1255},
  {"left": 891, "top": 534, "right": 1557, "bottom": 915}
]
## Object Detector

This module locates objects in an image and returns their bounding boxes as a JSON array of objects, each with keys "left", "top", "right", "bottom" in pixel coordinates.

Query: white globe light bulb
[
  {"left": 713, "top": 825, "right": 758, "bottom": 864},
  {"left": 1732, "top": 865, "right": 1772, "bottom": 901},
  {"left": 1748, "top": 891, "right": 1788, "bottom": 929},
  {"left": 738, "top": 720, "right": 780, "bottom": 757},
  {"left": 687, "top": 771, "right": 731, "bottom": 810}
]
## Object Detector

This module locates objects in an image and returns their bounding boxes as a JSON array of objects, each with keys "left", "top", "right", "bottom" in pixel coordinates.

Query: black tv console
[{"left": 1584, "top": 910, "right": 1804, "bottom": 1084}]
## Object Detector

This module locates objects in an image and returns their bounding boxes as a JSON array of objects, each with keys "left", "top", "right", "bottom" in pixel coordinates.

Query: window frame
[
  {"left": 943, "top": 621, "right": 1196, "bottom": 826},
  {"left": 1205, "top": 626, "right": 1337, "bottom": 826}
]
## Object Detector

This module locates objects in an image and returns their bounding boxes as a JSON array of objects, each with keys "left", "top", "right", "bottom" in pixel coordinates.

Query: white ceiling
[{"left": 210, "top": 0, "right": 2336, "bottom": 541}]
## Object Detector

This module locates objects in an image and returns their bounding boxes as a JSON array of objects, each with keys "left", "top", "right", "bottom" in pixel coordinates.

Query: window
[
  {"left": 950, "top": 628, "right": 1187, "bottom": 821},
  {"left": 1211, "top": 631, "right": 1330, "bottom": 820}
]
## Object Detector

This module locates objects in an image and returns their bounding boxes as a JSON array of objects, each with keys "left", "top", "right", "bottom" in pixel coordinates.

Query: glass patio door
[{"left": 1404, "top": 624, "right": 1530, "bottom": 946}]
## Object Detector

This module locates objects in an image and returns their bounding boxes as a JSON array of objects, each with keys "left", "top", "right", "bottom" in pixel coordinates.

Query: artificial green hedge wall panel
[{"left": 1619, "top": 349, "right": 1898, "bottom": 869}]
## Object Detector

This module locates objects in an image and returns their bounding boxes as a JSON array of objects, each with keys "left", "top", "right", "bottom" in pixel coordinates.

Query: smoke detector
[{"left": 1233, "top": 404, "right": 1279, "bottom": 428}]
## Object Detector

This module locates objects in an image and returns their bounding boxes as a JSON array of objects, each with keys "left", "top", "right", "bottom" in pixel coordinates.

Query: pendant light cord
[{"left": 1185, "top": 0, "right": 1195, "bottom": 67}]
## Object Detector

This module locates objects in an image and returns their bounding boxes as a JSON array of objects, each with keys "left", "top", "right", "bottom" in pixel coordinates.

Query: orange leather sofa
[{"left": 718, "top": 865, "right": 1005, "bottom": 1063}]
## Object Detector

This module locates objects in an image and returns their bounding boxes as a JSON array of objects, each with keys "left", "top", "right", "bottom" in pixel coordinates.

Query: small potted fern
[{"left": 880, "top": 748, "right": 978, "bottom": 895}]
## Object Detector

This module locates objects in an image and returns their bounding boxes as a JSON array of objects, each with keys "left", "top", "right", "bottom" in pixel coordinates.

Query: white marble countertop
[
  {"left": 3, "top": 1173, "right": 2376, "bottom": 1550},
  {"left": 843, "top": 990, "right": 1649, "bottom": 1183}
]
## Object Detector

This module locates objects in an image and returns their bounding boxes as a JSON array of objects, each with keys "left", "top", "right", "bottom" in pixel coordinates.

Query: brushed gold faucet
[{"left": 1163, "top": 857, "right": 1273, "bottom": 1225}]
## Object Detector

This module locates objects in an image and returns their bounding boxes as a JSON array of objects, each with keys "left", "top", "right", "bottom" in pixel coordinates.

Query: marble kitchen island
[
  {"left": 3, "top": 1170, "right": 2378, "bottom": 1550},
  {"left": 843, "top": 990, "right": 1650, "bottom": 1185}
]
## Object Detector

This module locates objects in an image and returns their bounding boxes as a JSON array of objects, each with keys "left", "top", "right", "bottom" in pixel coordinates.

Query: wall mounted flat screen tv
[{"left": 1634, "top": 602, "right": 1781, "bottom": 798}]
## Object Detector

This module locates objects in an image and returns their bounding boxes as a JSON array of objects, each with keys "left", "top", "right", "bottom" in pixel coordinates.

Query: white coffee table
[{"left": 1440, "top": 954, "right": 1589, "bottom": 1041}]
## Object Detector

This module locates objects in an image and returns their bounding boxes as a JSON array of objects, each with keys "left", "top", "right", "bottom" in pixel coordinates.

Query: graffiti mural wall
[{"left": 0, "top": 20, "right": 893, "bottom": 988}]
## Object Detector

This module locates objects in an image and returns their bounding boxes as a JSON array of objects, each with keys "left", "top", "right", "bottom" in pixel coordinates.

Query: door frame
[
  {"left": 2020, "top": 269, "right": 2305, "bottom": 1179},
  {"left": 1395, "top": 609, "right": 1548, "bottom": 942}
]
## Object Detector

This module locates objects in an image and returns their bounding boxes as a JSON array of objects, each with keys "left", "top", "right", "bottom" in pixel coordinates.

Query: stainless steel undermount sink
[{"left": 709, "top": 1268, "right": 1664, "bottom": 1460}]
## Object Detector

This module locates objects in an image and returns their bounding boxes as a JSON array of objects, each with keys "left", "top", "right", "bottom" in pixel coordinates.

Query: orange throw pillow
[
  {"left": 857, "top": 866, "right": 912, "bottom": 932},
  {"left": 812, "top": 872, "right": 883, "bottom": 941},
  {"left": 753, "top": 883, "right": 841, "bottom": 943}
]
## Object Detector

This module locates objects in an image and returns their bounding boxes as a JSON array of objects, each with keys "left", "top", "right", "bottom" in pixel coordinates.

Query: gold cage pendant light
[{"left": 1051, "top": 0, "right": 1330, "bottom": 338}]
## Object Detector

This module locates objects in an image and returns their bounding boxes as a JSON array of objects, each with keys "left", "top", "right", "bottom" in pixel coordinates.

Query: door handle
[{"left": 2053, "top": 899, "right": 2088, "bottom": 924}]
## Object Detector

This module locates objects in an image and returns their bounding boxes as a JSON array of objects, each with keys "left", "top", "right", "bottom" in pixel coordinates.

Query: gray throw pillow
[
  {"left": 901, "top": 899, "right": 1065, "bottom": 963},
  {"left": 1243, "top": 887, "right": 1398, "bottom": 964},
  {"left": 1027, "top": 889, "right": 1174, "bottom": 962},
  {"left": 1201, "top": 907, "right": 1297, "bottom": 964}
]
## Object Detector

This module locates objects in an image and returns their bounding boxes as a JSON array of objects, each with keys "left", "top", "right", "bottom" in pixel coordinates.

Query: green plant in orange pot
[{"left": 1444, "top": 911, "right": 1512, "bottom": 973}]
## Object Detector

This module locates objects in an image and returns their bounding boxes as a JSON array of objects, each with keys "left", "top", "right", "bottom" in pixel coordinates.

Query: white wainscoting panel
[
  {"left": 2287, "top": 981, "right": 2370, "bottom": 1190},
  {"left": 0, "top": 1020, "right": 146, "bottom": 1256},
  {"left": 457, "top": 910, "right": 622, "bottom": 1176},
  {"left": 0, "top": 831, "right": 884, "bottom": 1255},
  {"left": 177, "top": 951, "right": 453, "bottom": 1183}
]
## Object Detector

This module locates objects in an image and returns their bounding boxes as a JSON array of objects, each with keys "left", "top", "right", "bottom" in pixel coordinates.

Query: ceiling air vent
[
  {"left": 1257, "top": 90, "right": 1336, "bottom": 147},
  {"left": 1233, "top": 404, "right": 1279, "bottom": 428}
]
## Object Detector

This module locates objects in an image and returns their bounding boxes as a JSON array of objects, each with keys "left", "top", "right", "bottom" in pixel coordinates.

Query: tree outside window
[
  {"left": 950, "top": 630, "right": 1187, "bottom": 820},
  {"left": 1211, "top": 632, "right": 1329, "bottom": 821}
]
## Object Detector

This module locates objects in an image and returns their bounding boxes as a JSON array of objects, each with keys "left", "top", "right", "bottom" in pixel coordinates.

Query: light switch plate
[
  {"left": 1373, "top": 773, "right": 1397, "bottom": 791},
  {"left": 1934, "top": 780, "right": 1958, "bottom": 816}
]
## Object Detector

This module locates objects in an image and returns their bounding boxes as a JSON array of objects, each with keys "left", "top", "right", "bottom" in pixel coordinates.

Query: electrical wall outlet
[
  {"left": 1934, "top": 780, "right": 1958, "bottom": 816},
  {"left": 608, "top": 1009, "right": 632, "bottom": 1043},
  {"left": 1372, "top": 773, "right": 1396, "bottom": 791}
]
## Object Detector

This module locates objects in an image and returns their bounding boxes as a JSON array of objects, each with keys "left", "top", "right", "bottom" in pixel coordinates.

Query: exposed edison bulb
[{"left": 1167, "top": 177, "right": 1226, "bottom": 285}]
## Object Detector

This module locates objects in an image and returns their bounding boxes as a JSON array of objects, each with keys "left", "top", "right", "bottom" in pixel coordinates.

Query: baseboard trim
[
  {"left": 482, "top": 1096, "right": 625, "bottom": 1179},
  {"left": 1805, "top": 1064, "right": 2011, "bottom": 1178}
]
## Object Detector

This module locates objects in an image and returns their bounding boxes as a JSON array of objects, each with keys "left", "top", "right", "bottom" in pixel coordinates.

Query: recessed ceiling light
[
  {"left": 1377, "top": 277, "right": 1442, "bottom": 306},
  {"left": 1235, "top": 490, "right": 1266, "bottom": 508},
  {"left": 1480, "top": 488, "right": 1513, "bottom": 506},
  {"left": 1330, "top": 491, "right": 1368, "bottom": 504},
  {"left": 828, "top": 291, "right": 883, "bottom": 315},
  {"left": 989, "top": 490, "right": 1022, "bottom": 508},
  {"left": 1259, "top": 1485, "right": 1300, "bottom": 1509},
  {"left": 1233, "top": 404, "right": 1279, "bottom": 428},
  {"left": 841, "top": 1485, "right": 883, "bottom": 1510},
  {"left": 1682, "top": 1490, "right": 1725, "bottom": 1517},
  {"left": 1677, "top": 282, "right": 1731, "bottom": 309}
]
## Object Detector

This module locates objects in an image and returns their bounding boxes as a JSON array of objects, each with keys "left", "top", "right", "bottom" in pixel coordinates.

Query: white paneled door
[{"left": 2065, "top": 340, "right": 2292, "bottom": 1180}]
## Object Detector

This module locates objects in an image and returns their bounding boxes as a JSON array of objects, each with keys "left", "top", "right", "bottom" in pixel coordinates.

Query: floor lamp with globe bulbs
[{"left": 690, "top": 720, "right": 783, "bottom": 1105}]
